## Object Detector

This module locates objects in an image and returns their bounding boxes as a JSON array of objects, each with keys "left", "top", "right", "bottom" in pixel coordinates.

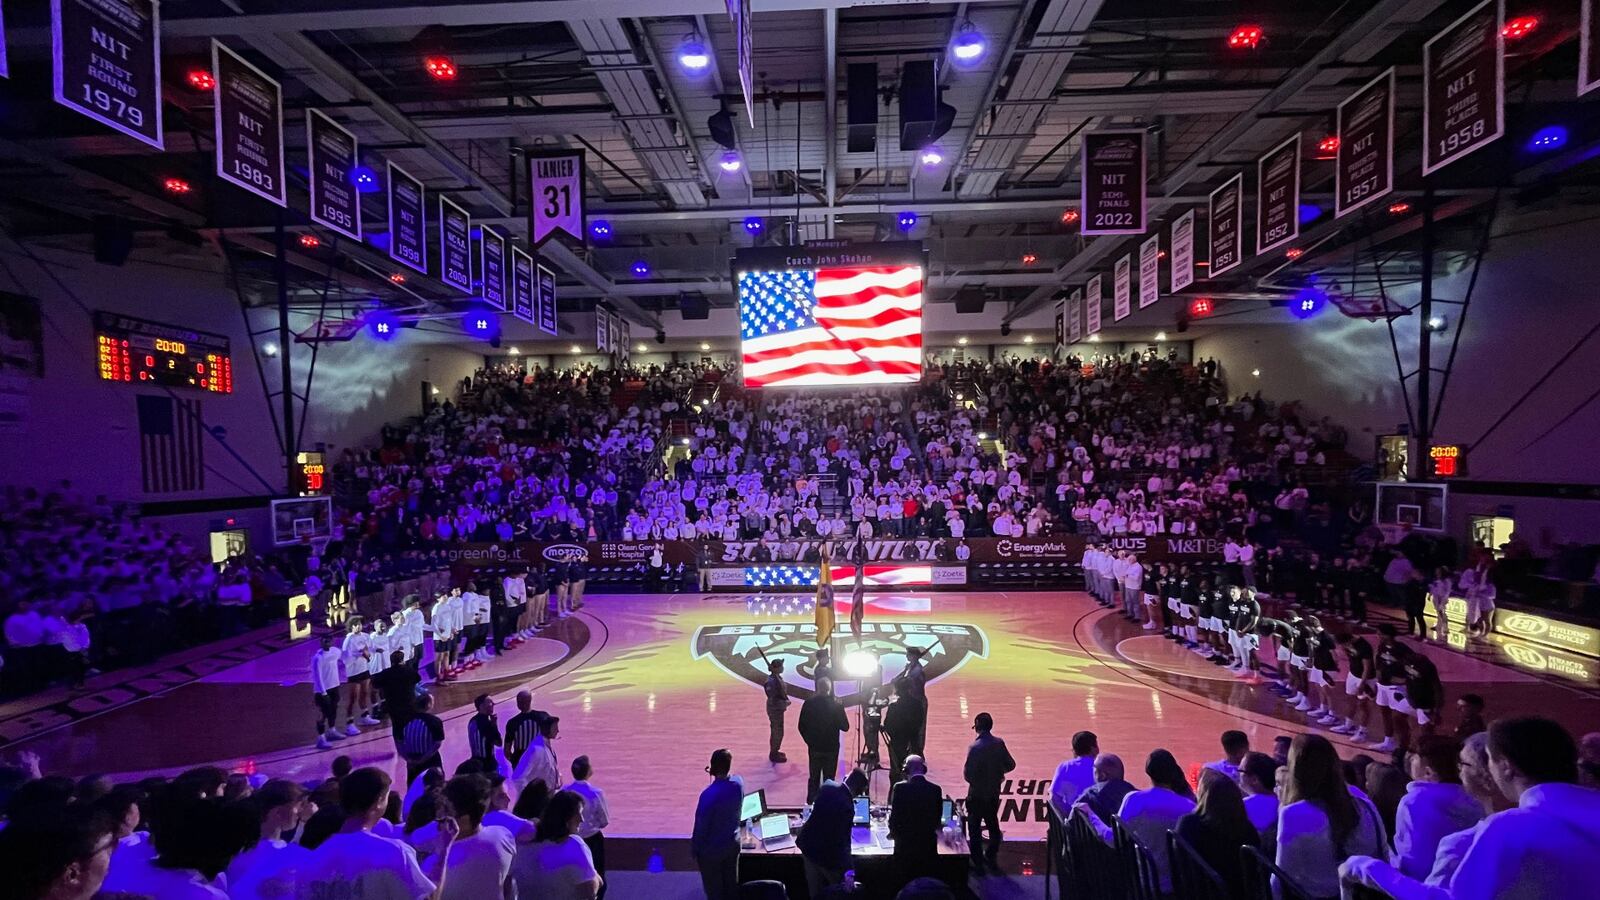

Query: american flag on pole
[
  {"left": 738, "top": 265, "right": 923, "bottom": 387},
  {"left": 137, "top": 395, "right": 206, "bottom": 493}
]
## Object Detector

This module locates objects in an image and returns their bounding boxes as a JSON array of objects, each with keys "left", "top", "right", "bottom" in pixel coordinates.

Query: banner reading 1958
[
  {"left": 213, "top": 42, "right": 286, "bottom": 207},
  {"left": 1423, "top": 0, "right": 1504, "bottom": 176},
  {"left": 479, "top": 228, "right": 507, "bottom": 311},
  {"left": 387, "top": 162, "right": 427, "bottom": 274},
  {"left": 438, "top": 197, "right": 472, "bottom": 294},
  {"left": 1336, "top": 68, "right": 1396, "bottom": 218},
  {"left": 51, "top": 0, "right": 163, "bottom": 148},
  {"left": 510, "top": 247, "right": 535, "bottom": 325},
  {"left": 1208, "top": 174, "right": 1244, "bottom": 277},
  {"left": 307, "top": 109, "right": 360, "bottom": 240},
  {"left": 1256, "top": 134, "right": 1300, "bottom": 255},
  {"left": 1080, "top": 130, "right": 1147, "bottom": 236}
]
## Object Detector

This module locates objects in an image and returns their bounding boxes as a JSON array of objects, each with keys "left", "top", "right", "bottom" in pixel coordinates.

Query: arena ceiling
[{"left": 1, "top": 0, "right": 1597, "bottom": 347}]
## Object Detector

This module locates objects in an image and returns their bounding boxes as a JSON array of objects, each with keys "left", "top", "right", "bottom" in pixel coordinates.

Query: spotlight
[
  {"left": 590, "top": 219, "right": 613, "bottom": 240},
  {"left": 1251, "top": 368, "right": 1261, "bottom": 377},
  {"left": 1285, "top": 248, "right": 1304, "bottom": 260},
  {"left": 1022, "top": 334, "right": 1034, "bottom": 344},
  {"left": 186, "top": 69, "right": 215, "bottom": 91},
  {"left": 352, "top": 167, "right": 379, "bottom": 192},
  {"left": 389, "top": 273, "right": 407, "bottom": 284},
  {"left": 1527, "top": 125, "right": 1568, "bottom": 152},
  {"left": 636, "top": 343, "right": 648, "bottom": 353},
  {"left": 1298, "top": 203, "right": 1323, "bottom": 224},
  {"left": 1426, "top": 314, "right": 1448, "bottom": 332},
  {"left": 951, "top": 20, "right": 985, "bottom": 64},
  {"left": 896, "top": 211, "right": 918, "bottom": 232},
  {"left": 261, "top": 341, "right": 279, "bottom": 357},
  {"left": 1060, "top": 208, "right": 1080, "bottom": 225},
  {"left": 569, "top": 344, "right": 582, "bottom": 354},
  {"left": 920, "top": 147, "right": 944, "bottom": 166},
  {"left": 843, "top": 650, "right": 879, "bottom": 678},
  {"left": 163, "top": 177, "right": 192, "bottom": 195},
  {"left": 679, "top": 31, "right": 711, "bottom": 71},
  {"left": 743, "top": 216, "right": 764, "bottom": 235},
  {"left": 1227, "top": 25, "right": 1263, "bottom": 50},
  {"left": 298, "top": 233, "right": 321, "bottom": 249},
  {"left": 957, "top": 336, "right": 968, "bottom": 345},
  {"left": 1021, "top": 253, "right": 1038, "bottom": 266},
  {"left": 1388, "top": 201, "right": 1411, "bottom": 215},
  {"left": 700, "top": 342, "right": 711, "bottom": 351},
  {"left": 367, "top": 309, "right": 399, "bottom": 341},
  {"left": 1088, "top": 334, "right": 1101, "bottom": 343},
  {"left": 718, "top": 151, "right": 742, "bottom": 173},
  {"left": 1189, "top": 297, "right": 1214, "bottom": 318},
  {"left": 1315, "top": 135, "right": 1339, "bottom": 158},
  {"left": 631, "top": 260, "right": 651, "bottom": 278},
  {"left": 1290, "top": 286, "right": 1327, "bottom": 320},
  {"left": 462, "top": 312, "right": 498, "bottom": 340},
  {"left": 508, "top": 346, "right": 520, "bottom": 355},
  {"left": 423, "top": 54, "right": 457, "bottom": 80},
  {"left": 1156, "top": 250, "right": 1167, "bottom": 260},
  {"left": 1502, "top": 16, "right": 1539, "bottom": 40}
]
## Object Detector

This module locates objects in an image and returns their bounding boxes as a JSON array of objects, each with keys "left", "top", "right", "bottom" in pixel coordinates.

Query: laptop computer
[
  {"left": 757, "top": 813, "right": 796, "bottom": 851},
  {"left": 741, "top": 788, "right": 766, "bottom": 822}
]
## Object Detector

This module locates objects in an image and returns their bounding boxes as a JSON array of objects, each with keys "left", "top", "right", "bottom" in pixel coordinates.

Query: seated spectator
[
  {"left": 225, "top": 779, "right": 313, "bottom": 900},
  {"left": 1365, "top": 762, "right": 1409, "bottom": 847},
  {"left": 1276, "top": 734, "right": 1386, "bottom": 899},
  {"left": 300, "top": 767, "right": 450, "bottom": 899},
  {"left": 100, "top": 795, "right": 246, "bottom": 899},
  {"left": 1048, "top": 730, "right": 1099, "bottom": 821},
  {"left": 1205, "top": 729, "right": 1251, "bottom": 783},
  {"left": 512, "top": 789, "right": 602, "bottom": 900},
  {"left": 1392, "top": 736, "right": 1484, "bottom": 880},
  {"left": 1239, "top": 751, "right": 1281, "bottom": 838},
  {"left": 1073, "top": 753, "right": 1134, "bottom": 824},
  {"left": 1454, "top": 694, "right": 1487, "bottom": 739},
  {"left": 1176, "top": 768, "right": 1260, "bottom": 898},
  {"left": 1081, "top": 749, "right": 1195, "bottom": 893}
]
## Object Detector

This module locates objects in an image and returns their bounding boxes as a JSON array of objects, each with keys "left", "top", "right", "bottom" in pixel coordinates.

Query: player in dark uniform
[
  {"left": 1255, "top": 615, "right": 1294, "bottom": 695},
  {"left": 1179, "top": 567, "right": 1201, "bottom": 649},
  {"left": 765, "top": 659, "right": 791, "bottom": 763},
  {"left": 1306, "top": 617, "right": 1341, "bottom": 727},
  {"left": 1401, "top": 646, "right": 1444, "bottom": 743},
  {"left": 1287, "top": 612, "right": 1313, "bottom": 712},
  {"left": 1333, "top": 631, "right": 1375, "bottom": 743},
  {"left": 1371, "top": 624, "right": 1407, "bottom": 752},
  {"left": 1158, "top": 564, "right": 1181, "bottom": 641},
  {"left": 1228, "top": 587, "right": 1262, "bottom": 676}
]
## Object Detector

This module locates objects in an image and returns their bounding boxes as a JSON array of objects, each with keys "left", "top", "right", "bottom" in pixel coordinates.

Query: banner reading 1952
[
  {"left": 480, "top": 228, "right": 507, "bottom": 311},
  {"left": 1336, "top": 68, "right": 1396, "bottom": 218},
  {"left": 438, "top": 197, "right": 472, "bottom": 294},
  {"left": 51, "top": 0, "right": 163, "bottom": 148},
  {"left": 387, "top": 162, "right": 427, "bottom": 274},
  {"left": 1256, "top": 134, "right": 1300, "bottom": 255},
  {"left": 307, "top": 109, "right": 360, "bottom": 241},
  {"left": 1080, "top": 130, "right": 1147, "bottom": 236},
  {"left": 1423, "top": 0, "right": 1504, "bottom": 176}
]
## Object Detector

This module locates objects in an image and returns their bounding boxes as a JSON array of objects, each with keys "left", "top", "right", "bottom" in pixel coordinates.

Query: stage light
[
  {"left": 1022, "top": 334, "right": 1034, "bottom": 344},
  {"left": 718, "top": 151, "right": 742, "bottom": 173},
  {"left": 1021, "top": 253, "right": 1038, "bottom": 266},
  {"left": 1088, "top": 334, "right": 1101, "bottom": 342},
  {"left": 298, "top": 233, "right": 321, "bottom": 249},
  {"left": 1285, "top": 248, "right": 1304, "bottom": 260},
  {"left": 843, "top": 650, "right": 880, "bottom": 678},
  {"left": 1316, "top": 135, "right": 1339, "bottom": 157},
  {"left": 1227, "top": 25, "right": 1263, "bottom": 49},
  {"left": 1426, "top": 314, "right": 1448, "bottom": 332},
  {"left": 897, "top": 211, "right": 918, "bottom": 232},
  {"left": 389, "top": 272, "right": 407, "bottom": 284},
  {"left": 261, "top": 341, "right": 279, "bottom": 357},
  {"left": 1251, "top": 368, "right": 1261, "bottom": 377},
  {"left": 423, "top": 54, "right": 457, "bottom": 81},
  {"left": 957, "top": 336, "right": 968, "bottom": 345},
  {"left": 699, "top": 342, "right": 711, "bottom": 351},
  {"left": 743, "top": 216, "right": 763, "bottom": 235},
  {"left": 1388, "top": 201, "right": 1411, "bottom": 215},
  {"left": 508, "top": 346, "right": 520, "bottom": 355},
  {"left": 631, "top": 260, "right": 651, "bottom": 277},
  {"left": 977, "top": 431, "right": 988, "bottom": 440},
  {"left": 352, "top": 166, "right": 379, "bottom": 192},
  {"left": 1189, "top": 297, "right": 1214, "bottom": 318},
  {"left": 951, "top": 20, "right": 986, "bottom": 64},
  {"left": 186, "top": 69, "right": 215, "bottom": 91},
  {"left": 1060, "top": 208, "right": 1080, "bottom": 225},
  {"left": 1156, "top": 250, "right": 1167, "bottom": 260},
  {"left": 462, "top": 312, "right": 498, "bottom": 340},
  {"left": 920, "top": 147, "right": 944, "bottom": 166},
  {"left": 569, "top": 344, "right": 582, "bottom": 354},
  {"left": 163, "top": 177, "right": 192, "bottom": 195},
  {"left": 1527, "top": 125, "right": 1568, "bottom": 152},
  {"left": 679, "top": 31, "right": 711, "bottom": 71},
  {"left": 636, "top": 343, "right": 648, "bottom": 353},
  {"left": 1298, "top": 203, "right": 1323, "bottom": 224},
  {"left": 680, "top": 437, "right": 691, "bottom": 446},
  {"left": 367, "top": 309, "right": 399, "bottom": 341},
  {"left": 1502, "top": 16, "right": 1539, "bottom": 40},
  {"left": 1155, "top": 331, "right": 1168, "bottom": 342},
  {"left": 1291, "top": 286, "right": 1327, "bottom": 320},
  {"left": 590, "top": 219, "right": 612, "bottom": 240}
]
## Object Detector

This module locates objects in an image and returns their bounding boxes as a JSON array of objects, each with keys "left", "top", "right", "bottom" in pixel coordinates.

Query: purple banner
[
  {"left": 535, "top": 262, "right": 559, "bottom": 336},
  {"left": 1336, "top": 68, "right": 1396, "bottom": 218},
  {"left": 480, "top": 228, "right": 507, "bottom": 310},
  {"left": 51, "top": 0, "right": 163, "bottom": 148},
  {"left": 1256, "top": 134, "right": 1300, "bottom": 254},
  {"left": 1080, "top": 130, "right": 1147, "bottom": 236},
  {"left": 1208, "top": 174, "right": 1244, "bottom": 277},
  {"left": 387, "top": 162, "right": 427, "bottom": 274},
  {"left": 307, "top": 109, "right": 360, "bottom": 240},
  {"left": 511, "top": 247, "right": 535, "bottom": 325},
  {"left": 439, "top": 197, "right": 472, "bottom": 294},
  {"left": 1423, "top": 0, "right": 1504, "bottom": 175}
]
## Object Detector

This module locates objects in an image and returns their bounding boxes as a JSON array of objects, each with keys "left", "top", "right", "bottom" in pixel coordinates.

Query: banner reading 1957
[
  {"left": 438, "top": 197, "right": 472, "bottom": 294},
  {"left": 479, "top": 229, "right": 507, "bottom": 311},
  {"left": 387, "top": 162, "right": 427, "bottom": 274},
  {"left": 51, "top": 0, "right": 163, "bottom": 148},
  {"left": 1256, "top": 134, "right": 1300, "bottom": 255},
  {"left": 307, "top": 109, "right": 360, "bottom": 241},
  {"left": 1080, "top": 130, "right": 1147, "bottom": 236},
  {"left": 1423, "top": 0, "right": 1504, "bottom": 176},
  {"left": 1336, "top": 68, "right": 1396, "bottom": 218},
  {"left": 1208, "top": 174, "right": 1244, "bottom": 277}
]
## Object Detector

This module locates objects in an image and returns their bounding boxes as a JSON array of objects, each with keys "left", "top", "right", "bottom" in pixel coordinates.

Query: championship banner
[
  {"left": 386, "top": 162, "right": 427, "bottom": 274},
  {"left": 1584, "top": 0, "right": 1600, "bottom": 97},
  {"left": 1053, "top": 299, "right": 1065, "bottom": 353},
  {"left": 1170, "top": 209, "right": 1195, "bottom": 293},
  {"left": 1080, "top": 130, "right": 1147, "bottom": 236},
  {"left": 510, "top": 246, "right": 534, "bottom": 325},
  {"left": 1067, "top": 288, "right": 1083, "bottom": 344},
  {"left": 306, "top": 109, "right": 360, "bottom": 241},
  {"left": 1423, "top": 0, "right": 1504, "bottom": 175},
  {"left": 1208, "top": 174, "right": 1244, "bottom": 277},
  {"left": 1256, "top": 134, "right": 1300, "bottom": 254},
  {"left": 479, "top": 228, "right": 507, "bottom": 310},
  {"left": 620, "top": 320, "right": 632, "bottom": 361},
  {"left": 1085, "top": 276, "right": 1103, "bottom": 335},
  {"left": 528, "top": 150, "right": 585, "bottom": 247},
  {"left": 608, "top": 313, "right": 622, "bottom": 357},
  {"left": 1113, "top": 254, "right": 1132, "bottom": 321},
  {"left": 438, "top": 197, "right": 472, "bottom": 294},
  {"left": 212, "top": 41, "right": 285, "bottom": 207},
  {"left": 1336, "top": 68, "right": 1396, "bottom": 218},
  {"left": 728, "top": 0, "right": 755, "bottom": 124},
  {"left": 51, "top": 0, "right": 163, "bottom": 148},
  {"left": 1138, "top": 234, "right": 1160, "bottom": 309},
  {"left": 0, "top": 0, "right": 8, "bottom": 78},
  {"left": 535, "top": 262, "right": 559, "bottom": 336},
  {"left": 595, "top": 307, "right": 610, "bottom": 352}
]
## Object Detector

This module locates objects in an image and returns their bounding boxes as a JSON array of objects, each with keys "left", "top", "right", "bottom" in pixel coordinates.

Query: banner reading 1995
[
  {"left": 387, "top": 162, "right": 427, "bottom": 274},
  {"left": 51, "top": 0, "right": 164, "bottom": 148},
  {"left": 1423, "top": 0, "right": 1503, "bottom": 176},
  {"left": 480, "top": 229, "right": 507, "bottom": 311},
  {"left": 1080, "top": 130, "right": 1147, "bottom": 236},
  {"left": 307, "top": 109, "right": 361, "bottom": 241},
  {"left": 1336, "top": 68, "right": 1396, "bottom": 218},
  {"left": 438, "top": 197, "right": 472, "bottom": 294}
]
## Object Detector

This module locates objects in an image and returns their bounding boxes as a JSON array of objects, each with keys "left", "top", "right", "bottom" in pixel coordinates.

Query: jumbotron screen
[{"left": 734, "top": 241, "right": 924, "bottom": 387}]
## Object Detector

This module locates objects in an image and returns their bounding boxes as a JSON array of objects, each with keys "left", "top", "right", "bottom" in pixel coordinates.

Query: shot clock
[{"left": 94, "top": 312, "right": 233, "bottom": 393}]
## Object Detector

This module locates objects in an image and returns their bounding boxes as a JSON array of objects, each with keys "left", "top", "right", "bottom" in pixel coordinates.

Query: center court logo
[{"left": 691, "top": 622, "right": 988, "bottom": 703}]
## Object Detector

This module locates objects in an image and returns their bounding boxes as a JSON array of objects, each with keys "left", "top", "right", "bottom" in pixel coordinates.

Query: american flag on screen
[
  {"left": 745, "top": 565, "right": 933, "bottom": 587},
  {"left": 739, "top": 265, "right": 923, "bottom": 386}
]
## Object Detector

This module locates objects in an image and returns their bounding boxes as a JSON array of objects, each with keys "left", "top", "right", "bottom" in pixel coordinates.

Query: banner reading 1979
[
  {"left": 1423, "top": 0, "right": 1504, "bottom": 176},
  {"left": 1080, "top": 130, "right": 1147, "bottom": 236},
  {"left": 387, "top": 162, "right": 427, "bottom": 274},
  {"left": 307, "top": 109, "right": 361, "bottom": 241},
  {"left": 1336, "top": 68, "right": 1396, "bottom": 218},
  {"left": 1256, "top": 134, "right": 1300, "bottom": 255},
  {"left": 51, "top": 0, "right": 164, "bottom": 149},
  {"left": 480, "top": 229, "right": 507, "bottom": 310},
  {"left": 438, "top": 197, "right": 472, "bottom": 294}
]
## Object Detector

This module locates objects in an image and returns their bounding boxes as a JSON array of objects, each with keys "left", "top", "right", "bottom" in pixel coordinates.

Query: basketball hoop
[
  {"left": 294, "top": 318, "right": 363, "bottom": 344},
  {"left": 1332, "top": 294, "right": 1410, "bottom": 322}
]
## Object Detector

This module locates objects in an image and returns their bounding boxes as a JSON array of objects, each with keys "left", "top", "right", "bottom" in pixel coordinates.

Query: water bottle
[{"left": 647, "top": 848, "right": 665, "bottom": 873}]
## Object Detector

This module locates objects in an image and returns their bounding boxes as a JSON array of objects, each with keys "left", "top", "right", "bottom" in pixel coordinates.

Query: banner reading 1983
[
  {"left": 387, "top": 162, "right": 427, "bottom": 274},
  {"left": 1423, "top": 0, "right": 1504, "bottom": 175},
  {"left": 438, "top": 197, "right": 472, "bottom": 294},
  {"left": 480, "top": 228, "right": 507, "bottom": 310},
  {"left": 213, "top": 41, "right": 286, "bottom": 207},
  {"left": 1256, "top": 134, "right": 1300, "bottom": 255},
  {"left": 307, "top": 110, "right": 360, "bottom": 241},
  {"left": 1080, "top": 130, "right": 1147, "bottom": 236},
  {"left": 1336, "top": 68, "right": 1396, "bottom": 218},
  {"left": 1208, "top": 174, "right": 1244, "bottom": 277},
  {"left": 52, "top": 0, "right": 164, "bottom": 148}
]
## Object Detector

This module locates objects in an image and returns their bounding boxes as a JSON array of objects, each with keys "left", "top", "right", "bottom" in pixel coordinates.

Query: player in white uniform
[
  {"left": 431, "top": 592, "right": 458, "bottom": 680},
  {"left": 503, "top": 570, "right": 529, "bottom": 641},
  {"left": 388, "top": 611, "right": 410, "bottom": 667},
  {"left": 401, "top": 596, "right": 427, "bottom": 678},
  {"left": 340, "top": 617, "right": 379, "bottom": 730}
]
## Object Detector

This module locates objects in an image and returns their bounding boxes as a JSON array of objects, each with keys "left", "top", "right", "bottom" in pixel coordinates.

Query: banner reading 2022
[
  {"left": 1080, "top": 130, "right": 1147, "bottom": 236},
  {"left": 52, "top": 0, "right": 164, "bottom": 149}
]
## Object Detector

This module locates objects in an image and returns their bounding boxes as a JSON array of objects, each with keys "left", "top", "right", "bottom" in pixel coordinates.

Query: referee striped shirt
[
  {"left": 400, "top": 714, "right": 444, "bottom": 762},
  {"left": 504, "top": 710, "right": 546, "bottom": 765},
  {"left": 468, "top": 713, "right": 501, "bottom": 763}
]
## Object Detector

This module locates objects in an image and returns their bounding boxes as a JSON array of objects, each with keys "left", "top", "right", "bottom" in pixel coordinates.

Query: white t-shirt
[
  {"left": 98, "top": 859, "right": 228, "bottom": 899},
  {"left": 301, "top": 829, "right": 436, "bottom": 900},
  {"left": 511, "top": 836, "right": 599, "bottom": 900},
  {"left": 226, "top": 839, "right": 313, "bottom": 900},
  {"left": 425, "top": 825, "right": 516, "bottom": 900}
]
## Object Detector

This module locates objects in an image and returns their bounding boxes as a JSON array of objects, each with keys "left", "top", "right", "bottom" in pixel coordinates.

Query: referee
[
  {"left": 504, "top": 689, "right": 548, "bottom": 768},
  {"left": 399, "top": 692, "right": 446, "bottom": 784}
]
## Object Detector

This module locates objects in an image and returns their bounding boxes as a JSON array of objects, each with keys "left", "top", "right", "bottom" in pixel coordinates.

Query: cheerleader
[{"left": 1428, "top": 567, "right": 1455, "bottom": 642}]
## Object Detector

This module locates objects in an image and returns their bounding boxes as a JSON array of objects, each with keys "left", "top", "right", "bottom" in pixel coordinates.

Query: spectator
[
  {"left": 797, "top": 779, "right": 853, "bottom": 897},
  {"left": 301, "top": 767, "right": 451, "bottom": 900},
  {"left": 1095, "top": 749, "right": 1195, "bottom": 893},
  {"left": 690, "top": 749, "right": 742, "bottom": 900},
  {"left": 101, "top": 795, "right": 246, "bottom": 899},
  {"left": 427, "top": 774, "right": 516, "bottom": 899},
  {"left": 888, "top": 755, "right": 943, "bottom": 885},
  {"left": 1392, "top": 736, "right": 1484, "bottom": 880},
  {"left": 1454, "top": 694, "right": 1487, "bottom": 740},
  {"left": 0, "top": 805, "right": 116, "bottom": 900},
  {"left": 1073, "top": 753, "right": 1135, "bottom": 824},
  {"left": 565, "top": 756, "right": 610, "bottom": 898},
  {"left": 1048, "top": 730, "right": 1099, "bottom": 821},
  {"left": 1581, "top": 731, "right": 1600, "bottom": 788},
  {"left": 1206, "top": 729, "right": 1251, "bottom": 783},
  {"left": 512, "top": 716, "right": 562, "bottom": 797},
  {"left": 512, "top": 789, "right": 601, "bottom": 900},
  {"left": 513, "top": 779, "right": 553, "bottom": 821},
  {"left": 1176, "top": 768, "right": 1261, "bottom": 898},
  {"left": 1239, "top": 751, "right": 1281, "bottom": 838},
  {"left": 225, "top": 779, "right": 313, "bottom": 900},
  {"left": 1365, "top": 762, "right": 1409, "bottom": 847},
  {"left": 1276, "top": 734, "right": 1386, "bottom": 899},
  {"left": 961, "top": 712, "right": 1016, "bottom": 875}
]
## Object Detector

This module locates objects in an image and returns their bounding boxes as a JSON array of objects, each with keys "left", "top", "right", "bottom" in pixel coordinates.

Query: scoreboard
[
  {"left": 95, "top": 312, "right": 234, "bottom": 393},
  {"left": 291, "top": 451, "right": 328, "bottom": 497}
]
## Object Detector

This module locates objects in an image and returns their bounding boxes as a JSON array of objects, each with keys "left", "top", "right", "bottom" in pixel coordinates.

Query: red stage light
[
  {"left": 186, "top": 69, "right": 216, "bottom": 91},
  {"left": 389, "top": 273, "right": 407, "bottom": 284},
  {"left": 1316, "top": 135, "right": 1340, "bottom": 157},
  {"left": 1388, "top": 201, "right": 1411, "bottom": 215},
  {"left": 299, "top": 233, "right": 321, "bottom": 248},
  {"left": 164, "top": 177, "right": 192, "bottom": 194},
  {"left": 1156, "top": 250, "right": 1167, "bottom": 260},
  {"left": 1502, "top": 16, "right": 1539, "bottom": 40},
  {"left": 1285, "top": 248, "right": 1304, "bottom": 260},
  {"left": 1060, "top": 208, "right": 1080, "bottom": 225},
  {"left": 423, "top": 55, "right": 457, "bottom": 80},
  {"left": 1189, "top": 297, "right": 1214, "bottom": 318},
  {"left": 1021, "top": 253, "right": 1038, "bottom": 266},
  {"left": 1227, "top": 25, "right": 1263, "bottom": 49}
]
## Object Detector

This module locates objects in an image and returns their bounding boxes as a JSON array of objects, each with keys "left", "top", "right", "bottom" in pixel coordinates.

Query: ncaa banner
[
  {"left": 1067, "top": 289, "right": 1082, "bottom": 344},
  {"left": 1336, "top": 68, "right": 1396, "bottom": 218},
  {"left": 1422, "top": 0, "right": 1503, "bottom": 175},
  {"left": 1138, "top": 234, "right": 1160, "bottom": 309},
  {"left": 1256, "top": 133, "right": 1301, "bottom": 255},
  {"left": 1085, "top": 275, "right": 1103, "bottom": 335},
  {"left": 1080, "top": 130, "right": 1147, "bottom": 236},
  {"left": 1113, "top": 254, "right": 1132, "bottom": 321},
  {"left": 438, "top": 196, "right": 472, "bottom": 294},
  {"left": 528, "top": 150, "right": 585, "bottom": 246},
  {"left": 1169, "top": 209, "right": 1195, "bottom": 293},
  {"left": 1054, "top": 298, "right": 1064, "bottom": 353}
]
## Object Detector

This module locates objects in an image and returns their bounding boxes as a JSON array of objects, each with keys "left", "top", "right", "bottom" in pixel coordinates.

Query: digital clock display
[{"left": 94, "top": 312, "right": 234, "bottom": 393}]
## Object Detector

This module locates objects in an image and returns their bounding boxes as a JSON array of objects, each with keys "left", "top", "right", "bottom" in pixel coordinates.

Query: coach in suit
[{"left": 889, "top": 755, "right": 944, "bottom": 886}]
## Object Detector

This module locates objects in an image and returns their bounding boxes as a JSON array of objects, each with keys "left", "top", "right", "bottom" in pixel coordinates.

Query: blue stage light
[
  {"left": 631, "top": 260, "right": 652, "bottom": 278},
  {"left": 462, "top": 311, "right": 499, "bottom": 341},
  {"left": 590, "top": 220, "right": 613, "bottom": 240},
  {"left": 1527, "top": 125, "right": 1568, "bottom": 152},
  {"left": 744, "top": 216, "right": 763, "bottom": 235},
  {"left": 897, "top": 211, "right": 918, "bottom": 232},
  {"left": 367, "top": 309, "right": 400, "bottom": 341},
  {"left": 351, "top": 166, "right": 379, "bottom": 193},
  {"left": 1298, "top": 203, "right": 1322, "bottom": 224},
  {"left": 1290, "top": 287, "right": 1328, "bottom": 320}
]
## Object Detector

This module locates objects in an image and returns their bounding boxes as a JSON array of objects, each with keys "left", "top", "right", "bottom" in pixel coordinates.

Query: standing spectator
[
  {"left": 888, "top": 755, "right": 943, "bottom": 887},
  {"left": 690, "top": 749, "right": 743, "bottom": 900},
  {"left": 797, "top": 779, "right": 853, "bottom": 897},
  {"left": 1093, "top": 750, "right": 1195, "bottom": 894},
  {"left": 302, "top": 768, "right": 451, "bottom": 898},
  {"left": 226, "top": 779, "right": 313, "bottom": 900},
  {"left": 1049, "top": 730, "right": 1099, "bottom": 821},
  {"left": 426, "top": 775, "right": 516, "bottom": 900},
  {"left": 962, "top": 712, "right": 1016, "bottom": 874},
  {"left": 798, "top": 679, "right": 849, "bottom": 803},
  {"left": 565, "top": 756, "right": 610, "bottom": 899},
  {"left": 1275, "top": 734, "right": 1386, "bottom": 899},
  {"left": 1176, "top": 768, "right": 1260, "bottom": 898},
  {"left": 1392, "top": 735, "right": 1484, "bottom": 880},
  {"left": 512, "top": 790, "right": 601, "bottom": 900},
  {"left": 513, "top": 716, "right": 562, "bottom": 797}
]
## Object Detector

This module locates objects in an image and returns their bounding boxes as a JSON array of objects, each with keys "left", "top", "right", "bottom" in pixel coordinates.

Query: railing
[
  {"left": 1240, "top": 845, "right": 1317, "bottom": 900},
  {"left": 1168, "top": 831, "right": 1232, "bottom": 900}
]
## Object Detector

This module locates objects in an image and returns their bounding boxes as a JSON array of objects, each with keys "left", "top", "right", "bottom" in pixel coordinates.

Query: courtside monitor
[
  {"left": 734, "top": 241, "right": 925, "bottom": 387},
  {"left": 741, "top": 788, "right": 767, "bottom": 821}
]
